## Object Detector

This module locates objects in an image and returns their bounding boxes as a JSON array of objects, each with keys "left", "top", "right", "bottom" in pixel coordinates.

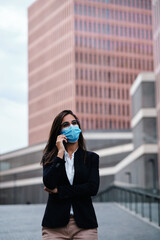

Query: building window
[
  {"left": 90, "top": 70, "right": 93, "bottom": 81},
  {"left": 75, "top": 20, "right": 78, "bottom": 30},
  {"left": 84, "top": 21, "right": 87, "bottom": 31},
  {"left": 103, "top": 39, "right": 105, "bottom": 49},
  {"left": 102, "top": 8, "right": 105, "bottom": 18},
  {"left": 118, "top": 104, "right": 120, "bottom": 115},
  {"left": 81, "top": 118, "right": 84, "bottom": 129},
  {"left": 107, "top": 24, "right": 110, "bottom": 34},
  {"left": 104, "top": 71, "right": 106, "bottom": 82},
  {"left": 81, "top": 102, "right": 84, "bottom": 112},
  {"left": 107, "top": 40, "right": 110, "bottom": 50},
  {"left": 88, "top": 6, "right": 91, "bottom": 16},
  {"left": 103, "top": 55, "right": 106, "bottom": 65},
  {"left": 102, "top": 24, "right": 105, "bottom": 34},
  {"left": 95, "top": 86, "right": 97, "bottom": 97},
  {"left": 133, "top": 12, "right": 135, "bottom": 21},
  {"left": 98, "top": 8, "right": 101, "bottom": 18},
  {"left": 75, "top": 52, "right": 78, "bottom": 62},
  {"left": 76, "top": 102, "right": 79, "bottom": 112},
  {"left": 105, "top": 119, "right": 107, "bottom": 129},
  {"left": 86, "top": 102, "right": 88, "bottom": 113},
  {"left": 89, "top": 38, "right": 92, "bottom": 48},
  {"left": 109, "top": 104, "right": 112, "bottom": 114},
  {"left": 94, "top": 38, "right": 96, "bottom": 48},
  {"left": 99, "top": 71, "right": 102, "bottom": 81},
  {"left": 86, "top": 118, "right": 89, "bottom": 129},
  {"left": 98, "top": 23, "right": 101, "bottom": 33},
  {"left": 104, "top": 103, "right": 107, "bottom": 114},
  {"left": 106, "top": 9, "right": 109, "bottom": 19},
  {"left": 74, "top": 4, "right": 77, "bottom": 14},
  {"left": 83, "top": 5, "right": 87, "bottom": 16},
  {"left": 150, "top": 30, "right": 152, "bottom": 40},
  {"left": 100, "top": 119, "right": 103, "bottom": 128},
  {"left": 84, "top": 37, "right": 87, "bottom": 47},
  {"left": 85, "top": 69, "right": 88, "bottom": 80},
  {"left": 81, "top": 86, "right": 83, "bottom": 96},
  {"left": 79, "top": 4, "right": 82, "bottom": 15},
  {"left": 89, "top": 54, "right": 92, "bottom": 64},
  {"left": 93, "top": 22, "right": 96, "bottom": 32},
  {"left": 109, "top": 87, "right": 111, "bottom": 98},
  {"left": 80, "top": 37, "right": 83, "bottom": 47},
  {"left": 141, "top": 14, "right": 144, "bottom": 24},
  {"left": 80, "top": 69, "right": 83, "bottom": 79},
  {"left": 120, "top": 11, "right": 122, "bottom": 20},
  {"left": 91, "top": 103, "right": 93, "bottom": 113},
  {"left": 93, "top": 7, "right": 96, "bottom": 17},
  {"left": 91, "top": 119, "right": 93, "bottom": 128},
  {"left": 85, "top": 53, "right": 88, "bottom": 63},
  {"left": 145, "top": 14, "right": 148, "bottom": 24},
  {"left": 80, "top": 21, "right": 83, "bottom": 31},
  {"left": 90, "top": 86, "right": 93, "bottom": 97},
  {"left": 80, "top": 52, "right": 83, "bottom": 62},
  {"left": 149, "top": 15, "right": 152, "bottom": 25},
  {"left": 95, "top": 103, "right": 98, "bottom": 113},
  {"left": 129, "top": 27, "right": 132, "bottom": 37},
  {"left": 76, "top": 68, "right": 78, "bottom": 80},
  {"left": 89, "top": 22, "right": 92, "bottom": 32},
  {"left": 99, "top": 87, "right": 102, "bottom": 97},
  {"left": 75, "top": 35, "right": 78, "bottom": 46},
  {"left": 104, "top": 87, "right": 107, "bottom": 98},
  {"left": 94, "top": 70, "right": 97, "bottom": 81},
  {"left": 76, "top": 84, "right": 79, "bottom": 95},
  {"left": 98, "top": 39, "right": 101, "bottom": 49},
  {"left": 96, "top": 119, "right": 98, "bottom": 128},
  {"left": 108, "top": 72, "right": 111, "bottom": 82}
]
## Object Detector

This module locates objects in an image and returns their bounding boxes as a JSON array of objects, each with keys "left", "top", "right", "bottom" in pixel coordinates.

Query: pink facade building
[
  {"left": 152, "top": 0, "right": 160, "bottom": 185},
  {"left": 28, "top": 0, "right": 153, "bottom": 146}
]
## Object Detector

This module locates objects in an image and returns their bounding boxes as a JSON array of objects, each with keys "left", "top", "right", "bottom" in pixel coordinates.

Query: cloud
[
  {"left": 0, "top": 0, "right": 34, "bottom": 154},
  {"left": 0, "top": 6, "right": 26, "bottom": 34},
  {"left": 0, "top": 98, "right": 28, "bottom": 154}
]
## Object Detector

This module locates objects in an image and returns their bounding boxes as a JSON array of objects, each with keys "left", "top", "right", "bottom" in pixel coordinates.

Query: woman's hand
[
  {"left": 44, "top": 186, "right": 58, "bottom": 194},
  {"left": 56, "top": 134, "right": 67, "bottom": 158}
]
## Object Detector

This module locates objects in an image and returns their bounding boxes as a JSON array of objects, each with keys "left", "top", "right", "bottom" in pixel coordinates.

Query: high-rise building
[
  {"left": 28, "top": 0, "right": 153, "bottom": 146},
  {"left": 152, "top": 0, "right": 160, "bottom": 186}
]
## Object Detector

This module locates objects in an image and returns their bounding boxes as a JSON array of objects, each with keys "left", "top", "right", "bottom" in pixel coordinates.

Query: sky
[{"left": 0, "top": 0, "right": 35, "bottom": 154}]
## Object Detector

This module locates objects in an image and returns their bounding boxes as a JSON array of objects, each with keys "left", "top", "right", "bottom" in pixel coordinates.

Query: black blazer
[{"left": 41, "top": 147, "right": 99, "bottom": 229}]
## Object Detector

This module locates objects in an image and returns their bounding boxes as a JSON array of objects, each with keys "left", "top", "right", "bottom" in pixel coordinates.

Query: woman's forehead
[{"left": 62, "top": 114, "right": 76, "bottom": 122}]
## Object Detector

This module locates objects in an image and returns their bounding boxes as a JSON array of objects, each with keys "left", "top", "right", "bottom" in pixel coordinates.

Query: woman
[{"left": 41, "top": 110, "right": 100, "bottom": 240}]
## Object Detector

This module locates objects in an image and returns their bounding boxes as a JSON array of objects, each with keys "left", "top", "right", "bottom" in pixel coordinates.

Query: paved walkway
[{"left": 0, "top": 203, "right": 159, "bottom": 240}]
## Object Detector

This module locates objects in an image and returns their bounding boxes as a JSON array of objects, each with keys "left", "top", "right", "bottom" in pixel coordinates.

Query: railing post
[
  {"left": 129, "top": 191, "right": 132, "bottom": 211},
  {"left": 125, "top": 190, "right": 127, "bottom": 208},
  {"left": 149, "top": 196, "right": 152, "bottom": 222},
  {"left": 158, "top": 199, "right": 160, "bottom": 227},
  {"left": 141, "top": 194, "right": 144, "bottom": 218},
  {"left": 135, "top": 193, "right": 138, "bottom": 213}
]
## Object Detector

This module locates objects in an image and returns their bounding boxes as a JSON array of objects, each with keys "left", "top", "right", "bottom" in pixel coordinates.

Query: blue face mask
[{"left": 60, "top": 125, "right": 81, "bottom": 143}]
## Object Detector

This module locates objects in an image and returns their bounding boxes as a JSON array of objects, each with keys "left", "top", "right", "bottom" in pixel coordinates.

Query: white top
[{"left": 64, "top": 148, "right": 78, "bottom": 215}]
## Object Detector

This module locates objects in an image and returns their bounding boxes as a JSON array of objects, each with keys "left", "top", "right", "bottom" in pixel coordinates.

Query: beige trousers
[{"left": 42, "top": 215, "right": 98, "bottom": 240}]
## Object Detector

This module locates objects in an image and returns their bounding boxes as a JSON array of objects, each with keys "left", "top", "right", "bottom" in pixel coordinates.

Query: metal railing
[{"left": 93, "top": 185, "right": 160, "bottom": 227}]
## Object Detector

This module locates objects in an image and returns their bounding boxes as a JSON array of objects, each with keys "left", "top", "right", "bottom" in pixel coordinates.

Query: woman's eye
[
  {"left": 72, "top": 121, "right": 77, "bottom": 125},
  {"left": 63, "top": 123, "right": 69, "bottom": 127}
]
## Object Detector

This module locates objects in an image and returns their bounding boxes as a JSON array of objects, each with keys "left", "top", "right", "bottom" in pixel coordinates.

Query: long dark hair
[{"left": 40, "top": 110, "right": 87, "bottom": 165}]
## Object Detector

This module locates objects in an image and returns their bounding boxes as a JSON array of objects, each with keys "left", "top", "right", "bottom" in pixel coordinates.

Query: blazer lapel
[
  {"left": 73, "top": 147, "right": 84, "bottom": 184},
  {"left": 62, "top": 154, "right": 71, "bottom": 185}
]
